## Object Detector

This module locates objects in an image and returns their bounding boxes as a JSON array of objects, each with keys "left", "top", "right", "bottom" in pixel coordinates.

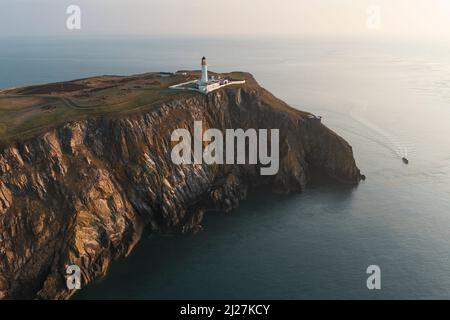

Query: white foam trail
[{"left": 349, "top": 103, "right": 413, "bottom": 159}]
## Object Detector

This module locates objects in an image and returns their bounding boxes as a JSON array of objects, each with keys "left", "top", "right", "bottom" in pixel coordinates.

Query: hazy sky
[{"left": 1, "top": 0, "right": 450, "bottom": 38}]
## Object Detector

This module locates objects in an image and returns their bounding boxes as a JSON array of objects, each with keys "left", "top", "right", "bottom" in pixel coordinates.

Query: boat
[{"left": 402, "top": 157, "right": 409, "bottom": 164}]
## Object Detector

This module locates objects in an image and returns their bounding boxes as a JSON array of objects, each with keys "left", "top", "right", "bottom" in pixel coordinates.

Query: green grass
[
  {"left": 0, "top": 71, "right": 253, "bottom": 143},
  {"left": 0, "top": 74, "right": 194, "bottom": 142}
]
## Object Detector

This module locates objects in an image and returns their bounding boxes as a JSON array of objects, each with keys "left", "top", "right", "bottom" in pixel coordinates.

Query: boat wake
[{"left": 348, "top": 103, "right": 415, "bottom": 160}]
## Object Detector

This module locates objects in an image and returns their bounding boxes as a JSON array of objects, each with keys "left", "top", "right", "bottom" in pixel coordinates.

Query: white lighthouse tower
[
  {"left": 201, "top": 56, "right": 208, "bottom": 84},
  {"left": 169, "top": 57, "right": 246, "bottom": 94}
]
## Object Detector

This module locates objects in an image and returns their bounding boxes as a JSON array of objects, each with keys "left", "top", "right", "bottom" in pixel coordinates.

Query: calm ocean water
[{"left": 1, "top": 36, "right": 450, "bottom": 299}]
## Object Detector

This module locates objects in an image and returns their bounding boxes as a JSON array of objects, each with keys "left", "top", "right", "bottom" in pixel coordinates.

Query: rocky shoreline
[{"left": 0, "top": 73, "right": 362, "bottom": 299}]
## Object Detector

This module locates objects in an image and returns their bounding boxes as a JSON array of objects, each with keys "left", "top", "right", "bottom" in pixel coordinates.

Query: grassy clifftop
[{"left": 0, "top": 71, "right": 252, "bottom": 143}]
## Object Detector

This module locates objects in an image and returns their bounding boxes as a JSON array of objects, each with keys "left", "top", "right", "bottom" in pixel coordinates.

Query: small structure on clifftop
[
  {"left": 169, "top": 57, "right": 246, "bottom": 94},
  {"left": 307, "top": 114, "right": 322, "bottom": 122}
]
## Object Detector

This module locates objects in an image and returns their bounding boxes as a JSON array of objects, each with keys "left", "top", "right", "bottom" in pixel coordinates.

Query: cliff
[{"left": 0, "top": 72, "right": 362, "bottom": 299}]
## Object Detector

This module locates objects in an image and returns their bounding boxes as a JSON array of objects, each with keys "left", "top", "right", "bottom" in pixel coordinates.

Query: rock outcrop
[{"left": 0, "top": 74, "right": 361, "bottom": 299}]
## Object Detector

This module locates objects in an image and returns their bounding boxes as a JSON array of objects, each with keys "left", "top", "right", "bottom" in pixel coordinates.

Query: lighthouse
[
  {"left": 169, "top": 57, "right": 246, "bottom": 94},
  {"left": 201, "top": 56, "right": 208, "bottom": 84}
]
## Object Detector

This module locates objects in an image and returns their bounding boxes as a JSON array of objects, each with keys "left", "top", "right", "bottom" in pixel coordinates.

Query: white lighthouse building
[
  {"left": 169, "top": 57, "right": 246, "bottom": 94},
  {"left": 201, "top": 56, "right": 208, "bottom": 84}
]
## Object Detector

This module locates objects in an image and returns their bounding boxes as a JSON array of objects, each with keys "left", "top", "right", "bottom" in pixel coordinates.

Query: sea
[{"left": 1, "top": 36, "right": 450, "bottom": 299}]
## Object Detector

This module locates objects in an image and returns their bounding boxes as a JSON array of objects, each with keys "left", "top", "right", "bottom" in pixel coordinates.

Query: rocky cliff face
[{"left": 0, "top": 77, "right": 361, "bottom": 299}]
